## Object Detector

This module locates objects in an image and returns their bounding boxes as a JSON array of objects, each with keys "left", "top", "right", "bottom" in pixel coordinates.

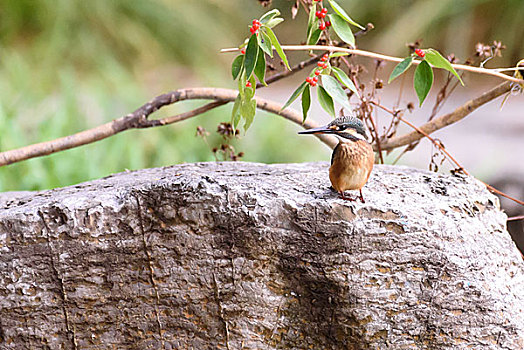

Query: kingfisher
[{"left": 298, "top": 116, "right": 375, "bottom": 202}]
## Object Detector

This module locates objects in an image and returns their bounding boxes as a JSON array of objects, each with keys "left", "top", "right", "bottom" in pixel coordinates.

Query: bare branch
[{"left": 0, "top": 88, "right": 337, "bottom": 167}]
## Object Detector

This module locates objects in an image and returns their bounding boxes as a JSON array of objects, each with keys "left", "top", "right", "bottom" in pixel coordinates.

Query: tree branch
[
  {"left": 0, "top": 88, "right": 337, "bottom": 167},
  {"left": 221, "top": 45, "right": 524, "bottom": 84}
]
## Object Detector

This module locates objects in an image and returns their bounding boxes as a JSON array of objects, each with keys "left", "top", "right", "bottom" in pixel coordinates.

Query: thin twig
[
  {"left": 221, "top": 45, "right": 524, "bottom": 84},
  {"left": 508, "top": 215, "right": 524, "bottom": 221},
  {"left": 142, "top": 101, "right": 227, "bottom": 127},
  {"left": 367, "top": 111, "right": 383, "bottom": 163},
  {"left": 368, "top": 61, "right": 385, "bottom": 164},
  {"left": 485, "top": 185, "right": 524, "bottom": 206},
  {"left": 371, "top": 101, "right": 465, "bottom": 170}
]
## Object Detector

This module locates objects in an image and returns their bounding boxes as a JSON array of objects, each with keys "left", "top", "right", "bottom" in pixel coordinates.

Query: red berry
[
  {"left": 312, "top": 76, "right": 319, "bottom": 83},
  {"left": 321, "top": 8, "right": 328, "bottom": 14},
  {"left": 306, "top": 77, "right": 312, "bottom": 83},
  {"left": 415, "top": 49, "right": 425, "bottom": 58},
  {"left": 241, "top": 48, "right": 246, "bottom": 54},
  {"left": 315, "top": 11, "right": 321, "bottom": 19},
  {"left": 311, "top": 82, "right": 317, "bottom": 87},
  {"left": 317, "top": 61, "right": 324, "bottom": 67},
  {"left": 315, "top": 70, "right": 321, "bottom": 76},
  {"left": 322, "top": 63, "right": 328, "bottom": 69},
  {"left": 325, "top": 21, "right": 331, "bottom": 27},
  {"left": 250, "top": 27, "right": 256, "bottom": 34},
  {"left": 246, "top": 81, "right": 252, "bottom": 87},
  {"left": 319, "top": 23, "right": 326, "bottom": 30},
  {"left": 321, "top": 56, "right": 327, "bottom": 62},
  {"left": 320, "top": 12, "right": 326, "bottom": 19}
]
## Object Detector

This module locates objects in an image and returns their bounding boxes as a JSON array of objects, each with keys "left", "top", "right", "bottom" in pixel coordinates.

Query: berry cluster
[
  {"left": 315, "top": 7, "right": 328, "bottom": 19},
  {"left": 318, "top": 53, "right": 329, "bottom": 67},
  {"left": 305, "top": 76, "right": 318, "bottom": 86},
  {"left": 250, "top": 19, "right": 261, "bottom": 35},
  {"left": 315, "top": 7, "right": 330, "bottom": 30},
  {"left": 306, "top": 54, "right": 330, "bottom": 86},
  {"left": 415, "top": 49, "right": 425, "bottom": 58}
]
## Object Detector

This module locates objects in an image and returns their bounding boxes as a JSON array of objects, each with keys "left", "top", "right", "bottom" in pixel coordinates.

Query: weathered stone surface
[{"left": 0, "top": 162, "right": 523, "bottom": 349}]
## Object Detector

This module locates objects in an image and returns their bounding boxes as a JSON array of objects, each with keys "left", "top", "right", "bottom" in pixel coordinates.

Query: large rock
[{"left": 0, "top": 162, "right": 523, "bottom": 349}]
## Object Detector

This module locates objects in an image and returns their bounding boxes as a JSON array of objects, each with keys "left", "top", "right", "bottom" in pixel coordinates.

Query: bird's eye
[{"left": 337, "top": 125, "right": 346, "bottom": 131}]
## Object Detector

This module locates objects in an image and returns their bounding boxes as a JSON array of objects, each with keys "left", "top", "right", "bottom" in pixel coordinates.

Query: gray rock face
[{"left": 0, "top": 162, "right": 523, "bottom": 349}]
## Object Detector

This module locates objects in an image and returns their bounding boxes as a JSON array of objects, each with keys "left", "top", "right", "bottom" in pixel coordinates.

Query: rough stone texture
[{"left": 0, "top": 162, "right": 523, "bottom": 350}]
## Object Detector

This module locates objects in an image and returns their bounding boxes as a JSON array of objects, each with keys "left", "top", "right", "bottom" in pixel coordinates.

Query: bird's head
[{"left": 298, "top": 116, "right": 368, "bottom": 141}]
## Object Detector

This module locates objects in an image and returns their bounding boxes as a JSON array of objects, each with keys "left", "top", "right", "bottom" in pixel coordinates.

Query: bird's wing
[{"left": 331, "top": 142, "right": 340, "bottom": 165}]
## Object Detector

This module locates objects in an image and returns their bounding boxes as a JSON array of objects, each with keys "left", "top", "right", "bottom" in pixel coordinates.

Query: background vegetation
[{"left": 1, "top": 0, "right": 523, "bottom": 191}]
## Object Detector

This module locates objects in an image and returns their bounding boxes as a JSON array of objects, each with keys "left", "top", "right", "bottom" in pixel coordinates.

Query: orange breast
[{"left": 329, "top": 140, "right": 374, "bottom": 192}]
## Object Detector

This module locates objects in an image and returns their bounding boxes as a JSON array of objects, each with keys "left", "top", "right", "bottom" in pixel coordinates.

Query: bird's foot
[
  {"left": 359, "top": 189, "right": 366, "bottom": 203},
  {"left": 339, "top": 192, "right": 356, "bottom": 201}
]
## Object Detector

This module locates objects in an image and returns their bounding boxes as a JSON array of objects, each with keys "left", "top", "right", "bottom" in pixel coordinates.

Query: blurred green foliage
[{"left": 0, "top": 0, "right": 522, "bottom": 191}]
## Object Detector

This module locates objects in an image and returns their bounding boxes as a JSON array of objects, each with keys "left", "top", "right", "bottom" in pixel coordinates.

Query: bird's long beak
[{"left": 298, "top": 125, "right": 333, "bottom": 135}]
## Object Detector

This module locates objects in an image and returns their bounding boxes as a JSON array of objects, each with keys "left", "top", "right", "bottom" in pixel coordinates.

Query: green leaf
[
  {"left": 329, "top": 14, "right": 355, "bottom": 47},
  {"left": 388, "top": 57, "right": 413, "bottom": 83},
  {"left": 306, "top": 4, "right": 318, "bottom": 39},
  {"left": 301, "top": 84, "right": 311, "bottom": 123},
  {"left": 281, "top": 82, "right": 308, "bottom": 110},
  {"left": 414, "top": 60, "right": 434, "bottom": 106},
  {"left": 231, "top": 94, "right": 242, "bottom": 129},
  {"left": 244, "top": 34, "right": 259, "bottom": 80},
  {"left": 259, "top": 31, "right": 273, "bottom": 58},
  {"left": 254, "top": 49, "right": 267, "bottom": 86},
  {"left": 321, "top": 74, "right": 352, "bottom": 111},
  {"left": 242, "top": 98, "right": 257, "bottom": 131},
  {"left": 307, "top": 28, "right": 322, "bottom": 46},
  {"left": 265, "top": 18, "right": 284, "bottom": 28},
  {"left": 331, "top": 52, "right": 350, "bottom": 58},
  {"left": 424, "top": 49, "right": 464, "bottom": 85},
  {"left": 260, "top": 9, "right": 280, "bottom": 24},
  {"left": 328, "top": 0, "right": 364, "bottom": 29},
  {"left": 317, "top": 85, "right": 335, "bottom": 117},
  {"left": 231, "top": 55, "right": 244, "bottom": 80},
  {"left": 265, "top": 27, "right": 291, "bottom": 70},
  {"left": 331, "top": 66, "right": 359, "bottom": 97}
]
